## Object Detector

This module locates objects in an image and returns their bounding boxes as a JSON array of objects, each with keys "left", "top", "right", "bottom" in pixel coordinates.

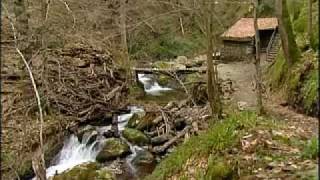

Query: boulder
[
  {"left": 175, "top": 56, "right": 188, "bottom": 64},
  {"left": 82, "top": 130, "right": 98, "bottom": 145},
  {"left": 152, "top": 61, "right": 172, "bottom": 69},
  {"left": 151, "top": 134, "right": 170, "bottom": 145},
  {"left": 157, "top": 74, "right": 171, "bottom": 86},
  {"left": 52, "top": 162, "right": 115, "bottom": 180},
  {"left": 126, "top": 113, "right": 140, "bottom": 128},
  {"left": 76, "top": 125, "right": 95, "bottom": 143},
  {"left": 96, "top": 138, "right": 131, "bottom": 162},
  {"left": 132, "top": 150, "right": 155, "bottom": 166},
  {"left": 122, "top": 128, "right": 149, "bottom": 145}
]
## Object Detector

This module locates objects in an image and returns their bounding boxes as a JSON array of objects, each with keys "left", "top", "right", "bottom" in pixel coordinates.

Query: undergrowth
[
  {"left": 268, "top": 0, "right": 318, "bottom": 116},
  {"left": 145, "top": 111, "right": 258, "bottom": 180}
]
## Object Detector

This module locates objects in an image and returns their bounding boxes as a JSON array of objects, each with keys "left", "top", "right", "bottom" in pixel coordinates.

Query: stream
[{"left": 39, "top": 73, "right": 176, "bottom": 179}]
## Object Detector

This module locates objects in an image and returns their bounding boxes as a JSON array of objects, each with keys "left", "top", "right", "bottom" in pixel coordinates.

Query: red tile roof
[{"left": 221, "top": 18, "right": 278, "bottom": 41}]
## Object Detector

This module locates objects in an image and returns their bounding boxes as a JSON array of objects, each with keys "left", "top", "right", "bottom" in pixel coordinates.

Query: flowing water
[
  {"left": 39, "top": 75, "right": 174, "bottom": 179},
  {"left": 42, "top": 107, "right": 145, "bottom": 179},
  {"left": 138, "top": 73, "right": 172, "bottom": 96}
]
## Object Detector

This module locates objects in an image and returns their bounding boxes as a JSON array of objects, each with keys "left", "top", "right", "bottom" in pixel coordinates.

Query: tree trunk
[
  {"left": 14, "top": 0, "right": 30, "bottom": 59},
  {"left": 253, "top": 0, "right": 264, "bottom": 115},
  {"left": 308, "top": 0, "right": 312, "bottom": 46},
  {"left": 276, "top": 0, "right": 300, "bottom": 66},
  {"left": 120, "top": 0, "right": 130, "bottom": 79},
  {"left": 205, "top": 1, "right": 222, "bottom": 119},
  {"left": 32, "top": 147, "right": 46, "bottom": 180},
  {"left": 40, "top": 0, "right": 49, "bottom": 48}
]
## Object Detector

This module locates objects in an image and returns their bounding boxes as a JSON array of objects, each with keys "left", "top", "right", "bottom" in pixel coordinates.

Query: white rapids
[
  {"left": 45, "top": 134, "right": 104, "bottom": 178},
  {"left": 137, "top": 73, "right": 172, "bottom": 96},
  {"left": 42, "top": 106, "right": 145, "bottom": 179}
]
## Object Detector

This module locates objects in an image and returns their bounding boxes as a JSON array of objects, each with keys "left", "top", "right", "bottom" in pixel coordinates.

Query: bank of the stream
[{"left": 146, "top": 111, "right": 318, "bottom": 180}]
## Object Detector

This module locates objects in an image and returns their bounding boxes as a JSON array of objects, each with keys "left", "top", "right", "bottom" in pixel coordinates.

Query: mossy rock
[
  {"left": 52, "top": 162, "right": 115, "bottom": 180},
  {"left": 132, "top": 150, "right": 155, "bottom": 166},
  {"left": 152, "top": 61, "right": 172, "bottom": 69},
  {"left": 157, "top": 74, "right": 171, "bottom": 86},
  {"left": 96, "top": 138, "right": 130, "bottom": 162},
  {"left": 126, "top": 113, "right": 153, "bottom": 131},
  {"left": 122, "top": 128, "right": 149, "bottom": 145},
  {"left": 126, "top": 113, "right": 140, "bottom": 128}
]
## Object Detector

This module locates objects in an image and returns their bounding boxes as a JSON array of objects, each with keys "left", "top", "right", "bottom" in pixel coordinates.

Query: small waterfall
[
  {"left": 43, "top": 106, "right": 145, "bottom": 178},
  {"left": 45, "top": 134, "right": 104, "bottom": 178},
  {"left": 138, "top": 74, "right": 172, "bottom": 96}
]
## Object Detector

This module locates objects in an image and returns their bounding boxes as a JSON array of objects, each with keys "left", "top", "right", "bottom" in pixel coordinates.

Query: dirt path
[
  {"left": 218, "top": 60, "right": 257, "bottom": 109},
  {"left": 216, "top": 55, "right": 318, "bottom": 138}
]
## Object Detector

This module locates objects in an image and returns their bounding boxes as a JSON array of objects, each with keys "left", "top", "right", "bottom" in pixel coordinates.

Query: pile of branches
[
  {"left": 38, "top": 44, "right": 129, "bottom": 122},
  {"left": 142, "top": 100, "right": 210, "bottom": 154}
]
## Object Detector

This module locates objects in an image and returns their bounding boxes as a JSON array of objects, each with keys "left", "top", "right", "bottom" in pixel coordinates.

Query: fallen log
[{"left": 152, "top": 126, "right": 191, "bottom": 154}]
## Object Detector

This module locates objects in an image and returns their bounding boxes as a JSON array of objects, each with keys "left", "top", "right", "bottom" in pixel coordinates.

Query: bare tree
[
  {"left": 253, "top": 0, "right": 264, "bottom": 115},
  {"left": 203, "top": 0, "right": 222, "bottom": 119},
  {"left": 3, "top": 4, "right": 47, "bottom": 180},
  {"left": 120, "top": 0, "right": 131, "bottom": 80}
]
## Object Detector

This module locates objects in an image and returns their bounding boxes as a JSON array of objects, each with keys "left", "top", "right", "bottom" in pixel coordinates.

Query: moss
[
  {"left": 96, "top": 138, "right": 130, "bottom": 162},
  {"left": 268, "top": 50, "right": 288, "bottom": 89},
  {"left": 301, "top": 69, "right": 318, "bottom": 113},
  {"left": 122, "top": 128, "right": 149, "bottom": 145},
  {"left": 282, "top": 0, "right": 301, "bottom": 63},
  {"left": 157, "top": 74, "right": 171, "bottom": 86},
  {"left": 53, "top": 162, "right": 115, "bottom": 180},
  {"left": 152, "top": 61, "right": 172, "bottom": 69}
]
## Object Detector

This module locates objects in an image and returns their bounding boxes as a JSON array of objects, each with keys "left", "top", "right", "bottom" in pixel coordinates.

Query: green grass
[
  {"left": 268, "top": 50, "right": 288, "bottom": 89},
  {"left": 302, "top": 136, "right": 319, "bottom": 160},
  {"left": 302, "top": 69, "right": 318, "bottom": 112},
  {"left": 144, "top": 111, "right": 258, "bottom": 180}
]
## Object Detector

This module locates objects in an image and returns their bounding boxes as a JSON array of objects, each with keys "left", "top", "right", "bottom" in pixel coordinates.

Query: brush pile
[
  {"left": 1, "top": 44, "right": 128, "bottom": 178},
  {"left": 39, "top": 44, "right": 128, "bottom": 122}
]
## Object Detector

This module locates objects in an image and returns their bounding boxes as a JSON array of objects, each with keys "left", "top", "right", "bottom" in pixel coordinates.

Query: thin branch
[
  {"left": 2, "top": 4, "right": 46, "bottom": 179},
  {"left": 58, "top": 0, "right": 76, "bottom": 29}
]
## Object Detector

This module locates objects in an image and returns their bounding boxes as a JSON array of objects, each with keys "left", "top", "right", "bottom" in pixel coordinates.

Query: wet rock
[
  {"left": 52, "top": 162, "right": 115, "bottom": 180},
  {"left": 132, "top": 150, "right": 155, "bottom": 166},
  {"left": 76, "top": 125, "right": 95, "bottom": 142},
  {"left": 174, "top": 118, "right": 186, "bottom": 131},
  {"left": 122, "top": 128, "right": 149, "bottom": 146},
  {"left": 126, "top": 113, "right": 140, "bottom": 128},
  {"left": 96, "top": 138, "right": 131, "bottom": 162},
  {"left": 151, "top": 134, "right": 170, "bottom": 145},
  {"left": 157, "top": 74, "right": 171, "bottom": 86},
  {"left": 82, "top": 130, "right": 98, "bottom": 145},
  {"left": 103, "top": 130, "right": 114, "bottom": 138}
]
